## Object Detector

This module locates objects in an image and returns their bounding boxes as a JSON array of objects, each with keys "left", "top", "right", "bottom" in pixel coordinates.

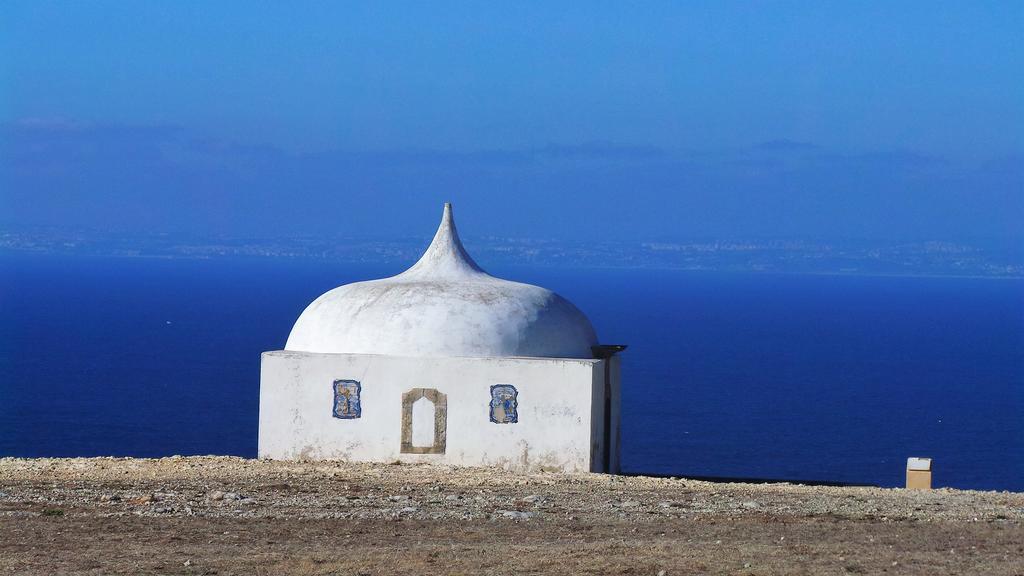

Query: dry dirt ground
[{"left": 1, "top": 457, "right": 1022, "bottom": 575}]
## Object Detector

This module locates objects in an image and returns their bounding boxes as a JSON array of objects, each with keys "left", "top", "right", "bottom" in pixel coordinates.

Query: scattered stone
[
  {"left": 129, "top": 494, "right": 155, "bottom": 505},
  {"left": 208, "top": 490, "right": 244, "bottom": 502},
  {"left": 498, "top": 510, "right": 536, "bottom": 520}
]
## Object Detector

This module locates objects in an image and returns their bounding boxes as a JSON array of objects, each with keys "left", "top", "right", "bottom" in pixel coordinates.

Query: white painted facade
[
  {"left": 259, "top": 351, "right": 620, "bottom": 472},
  {"left": 259, "top": 204, "right": 622, "bottom": 472}
]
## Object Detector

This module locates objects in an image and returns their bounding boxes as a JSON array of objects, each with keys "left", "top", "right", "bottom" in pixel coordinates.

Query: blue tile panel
[
  {"left": 332, "top": 379, "right": 361, "bottom": 419},
  {"left": 489, "top": 384, "right": 518, "bottom": 424}
]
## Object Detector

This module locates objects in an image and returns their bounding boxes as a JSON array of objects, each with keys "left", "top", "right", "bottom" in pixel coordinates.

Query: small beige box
[{"left": 906, "top": 457, "right": 932, "bottom": 490}]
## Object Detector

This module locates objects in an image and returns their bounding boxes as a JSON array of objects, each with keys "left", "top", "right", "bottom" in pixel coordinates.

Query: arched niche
[{"left": 400, "top": 388, "right": 447, "bottom": 454}]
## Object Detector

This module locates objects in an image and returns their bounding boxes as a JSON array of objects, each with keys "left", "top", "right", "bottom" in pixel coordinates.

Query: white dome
[{"left": 285, "top": 203, "right": 598, "bottom": 359}]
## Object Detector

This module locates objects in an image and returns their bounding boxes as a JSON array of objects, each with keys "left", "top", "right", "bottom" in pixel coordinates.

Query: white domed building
[{"left": 259, "top": 204, "right": 623, "bottom": 472}]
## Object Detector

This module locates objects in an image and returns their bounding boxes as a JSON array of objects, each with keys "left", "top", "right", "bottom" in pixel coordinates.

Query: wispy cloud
[{"left": 1, "top": 120, "right": 1019, "bottom": 244}]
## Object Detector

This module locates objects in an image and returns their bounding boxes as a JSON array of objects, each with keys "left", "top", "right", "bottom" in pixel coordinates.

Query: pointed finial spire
[
  {"left": 441, "top": 202, "right": 455, "bottom": 230},
  {"left": 400, "top": 203, "right": 487, "bottom": 279}
]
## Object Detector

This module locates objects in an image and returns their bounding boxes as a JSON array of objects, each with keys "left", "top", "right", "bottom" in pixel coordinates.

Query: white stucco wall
[{"left": 259, "top": 351, "right": 618, "bottom": 472}]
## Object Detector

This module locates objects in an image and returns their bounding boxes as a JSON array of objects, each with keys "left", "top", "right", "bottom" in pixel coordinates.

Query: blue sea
[{"left": 1, "top": 254, "right": 1021, "bottom": 491}]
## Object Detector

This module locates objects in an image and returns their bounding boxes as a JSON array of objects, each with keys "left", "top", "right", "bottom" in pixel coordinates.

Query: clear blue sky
[{"left": 1, "top": 1, "right": 1021, "bottom": 243}]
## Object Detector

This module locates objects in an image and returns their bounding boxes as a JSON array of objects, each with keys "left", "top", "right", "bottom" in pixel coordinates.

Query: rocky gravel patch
[
  {"left": 1, "top": 456, "right": 1020, "bottom": 524},
  {"left": 1, "top": 457, "right": 1021, "bottom": 575}
]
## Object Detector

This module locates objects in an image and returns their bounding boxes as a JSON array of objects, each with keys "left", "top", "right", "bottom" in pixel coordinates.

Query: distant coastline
[{"left": 3, "top": 229, "right": 1021, "bottom": 279}]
